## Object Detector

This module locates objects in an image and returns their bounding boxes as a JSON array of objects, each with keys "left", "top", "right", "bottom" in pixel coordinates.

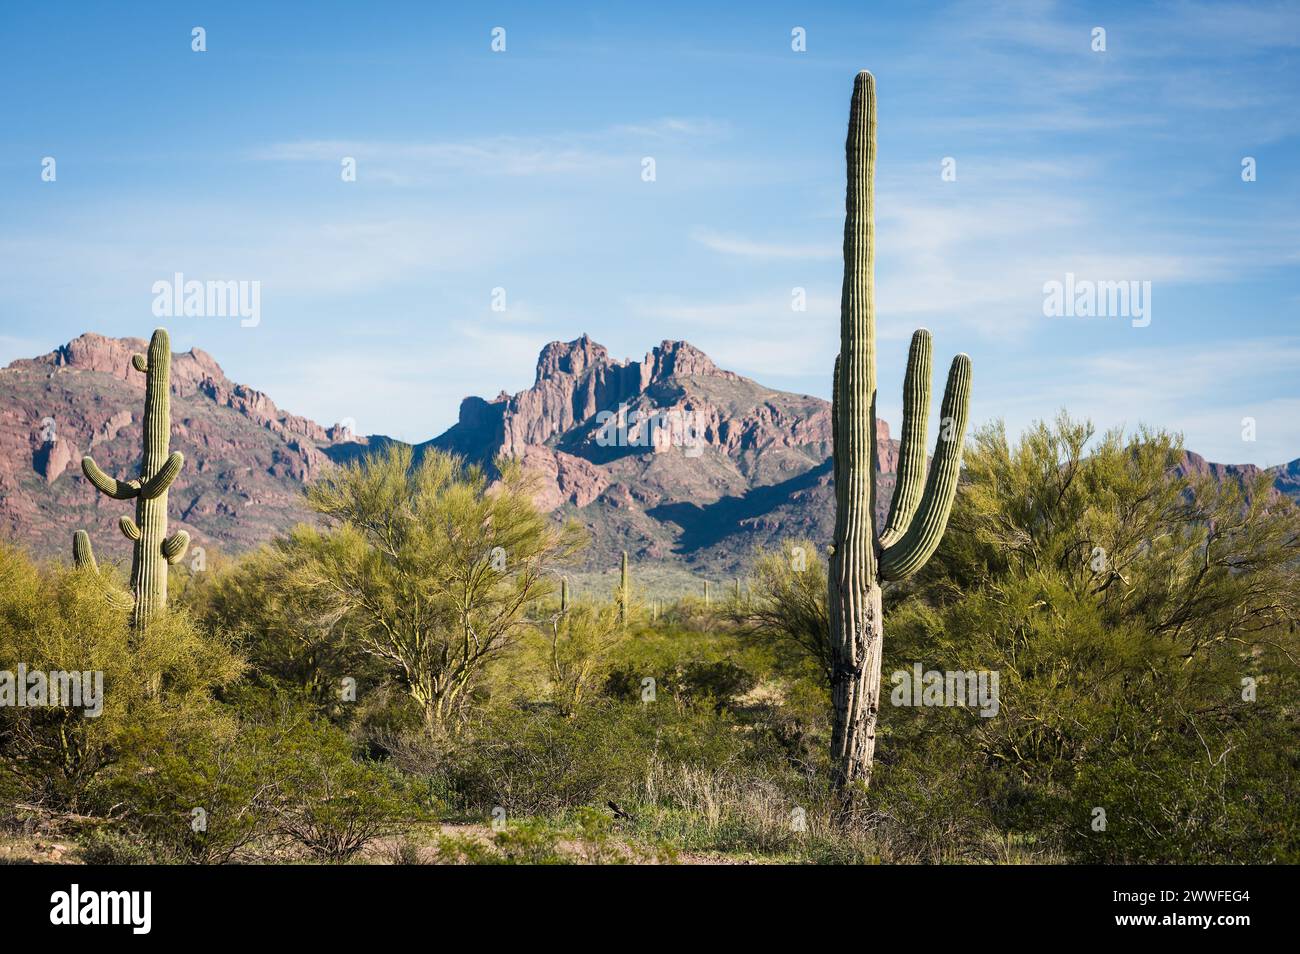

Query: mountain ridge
[{"left": 0, "top": 332, "right": 1292, "bottom": 577}]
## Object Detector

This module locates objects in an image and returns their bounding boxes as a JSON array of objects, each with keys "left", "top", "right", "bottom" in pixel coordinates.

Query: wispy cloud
[
  {"left": 691, "top": 228, "right": 838, "bottom": 261},
  {"left": 253, "top": 117, "right": 727, "bottom": 183}
]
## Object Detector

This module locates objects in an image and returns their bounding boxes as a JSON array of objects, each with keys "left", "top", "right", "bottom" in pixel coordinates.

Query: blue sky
[{"left": 1, "top": 1, "right": 1297, "bottom": 464}]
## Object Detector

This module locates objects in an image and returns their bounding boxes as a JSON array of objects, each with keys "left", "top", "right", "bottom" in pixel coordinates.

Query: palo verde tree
[
  {"left": 284, "top": 444, "right": 584, "bottom": 731},
  {"left": 828, "top": 72, "right": 972, "bottom": 798},
  {"left": 886, "top": 415, "right": 1300, "bottom": 861}
]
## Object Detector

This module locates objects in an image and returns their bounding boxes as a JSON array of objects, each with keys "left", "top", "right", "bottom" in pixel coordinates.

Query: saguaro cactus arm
[
  {"left": 139, "top": 451, "right": 184, "bottom": 499},
  {"left": 72, "top": 530, "right": 98, "bottom": 571},
  {"left": 879, "top": 353, "right": 972, "bottom": 581},
  {"left": 879, "top": 329, "right": 933, "bottom": 548},
  {"left": 82, "top": 457, "right": 141, "bottom": 500},
  {"left": 72, "top": 531, "right": 134, "bottom": 610},
  {"left": 119, "top": 516, "right": 141, "bottom": 540},
  {"left": 162, "top": 530, "right": 190, "bottom": 564}
]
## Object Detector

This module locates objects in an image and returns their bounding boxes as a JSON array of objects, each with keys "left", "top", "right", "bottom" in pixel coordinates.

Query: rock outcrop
[{"left": 1, "top": 332, "right": 1295, "bottom": 577}]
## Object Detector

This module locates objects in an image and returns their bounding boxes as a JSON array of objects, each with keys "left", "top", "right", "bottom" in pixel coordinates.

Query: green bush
[
  {"left": 0, "top": 543, "right": 242, "bottom": 814},
  {"left": 77, "top": 827, "right": 166, "bottom": 865},
  {"left": 399, "top": 699, "right": 749, "bottom": 817},
  {"left": 272, "top": 720, "right": 412, "bottom": 862}
]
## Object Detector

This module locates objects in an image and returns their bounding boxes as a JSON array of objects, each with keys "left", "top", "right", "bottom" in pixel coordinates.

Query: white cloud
[
  {"left": 253, "top": 117, "right": 726, "bottom": 183},
  {"left": 691, "top": 228, "right": 838, "bottom": 261}
]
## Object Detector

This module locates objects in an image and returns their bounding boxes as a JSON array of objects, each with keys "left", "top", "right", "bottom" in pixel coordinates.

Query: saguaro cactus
[
  {"left": 828, "top": 72, "right": 972, "bottom": 797},
  {"left": 73, "top": 328, "right": 189, "bottom": 628},
  {"left": 617, "top": 551, "right": 630, "bottom": 629}
]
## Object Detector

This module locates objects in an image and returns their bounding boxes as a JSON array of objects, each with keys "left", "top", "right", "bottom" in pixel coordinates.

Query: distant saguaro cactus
[
  {"left": 73, "top": 328, "right": 189, "bottom": 628},
  {"left": 560, "top": 576, "right": 570, "bottom": 613},
  {"left": 617, "top": 551, "right": 630, "bottom": 629},
  {"left": 828, "top": 72, "right": 972, "bottom": 797}
]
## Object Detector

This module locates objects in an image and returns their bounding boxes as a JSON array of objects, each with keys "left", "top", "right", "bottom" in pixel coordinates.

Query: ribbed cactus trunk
[
  {"left": 829, "top": 70, "right": 884, "bottom": 799},
  {"left": 74, "top": 328, "right": 188, "bottom": 630},
  {"left": 560, "top": 576, "right": 570, "bottom": 613},
  {"left": 828, "top": 73, "right": 972, "bottom": 801},
  {"left": 618, "top": 551, "right": 629, "bottom": 629}
]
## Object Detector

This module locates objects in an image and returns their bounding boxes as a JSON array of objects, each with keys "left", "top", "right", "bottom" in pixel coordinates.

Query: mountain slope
[
  {"left": 0, "top": 333, "right": 365, "bottom": 564},
  {"left": 0, "top": 332, "right": 1294, "bottom": 580},
  {"left": 424, "top": 335, "right": 896, "bottom": 572}
]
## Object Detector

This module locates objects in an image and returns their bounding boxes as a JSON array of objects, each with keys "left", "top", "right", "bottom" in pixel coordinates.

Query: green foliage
[
  {"left": 187, "top": 544, "right": 389, "bottom": 724},
  {"left": 399, "top": 699, "right": 749, "bottom": 818},
  {"left": 271, "top": 719, "right": 412, "bottom": 862},
  {"left": 112, "top": 694, "right": 414, "bottom": 864},
  {"left": 734, "top": 539, "right": 831, "bottom": 684},
  {"left": 0, "top": 543, "right": 242, "bottom": 813},
  {"left": 284, "top": 444, "right": 585, "bottom": 729},
  {"left": 501, "top": 600, "right": 626, "bottom": 715},
  {"left": 77, "top": 827, "right": 167, "bottom": 865},
  {"left": 880, "top": 414, "right": 1300, "bottom": 862}
]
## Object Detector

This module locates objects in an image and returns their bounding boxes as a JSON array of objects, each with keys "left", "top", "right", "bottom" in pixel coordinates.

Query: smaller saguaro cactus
[
  {"left": 73, "top": 328, "right": 188, "bottom": 628},
  {"left": 560, "top": 576, "right": 570, "bottom": 613},
  {"left": 617, "top": 551, "right": 630, "bottom": 629},
  {"left": 703, "top": 580, "right": 711, "bottom": 606}
]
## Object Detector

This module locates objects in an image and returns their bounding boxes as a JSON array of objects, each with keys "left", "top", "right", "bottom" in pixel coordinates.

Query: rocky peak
[
  {"left": 642, "top": 340, "right": 735, "bottom": 385},
  {"left": 535, "top": 334, "right": 612, "bottom": 384}
]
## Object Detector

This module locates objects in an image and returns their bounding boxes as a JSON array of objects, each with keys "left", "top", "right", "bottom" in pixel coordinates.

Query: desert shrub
[
  {"left": 433, "top": 809, "right": 667, "bottom": 865},
  {"left": 383, "top": 837, "right": 425, "bottom": 865},
  {"left": 77, "top": 827, "right": 166, "bottom": 865},
  {"left": 110, "top": 718, "right": 281, "bottom": 864},
  {"left": 188, "top": 546, "right": 392, "bottom": 727},
  {"left": 99, "top": 688, "right": 413, "bottom": 863},
  {"left": 397, "top": 698, "right": 749, "bottom": 817},
  {"left": 497, "top": 601, "right": 626, "bottom": 715},
  {"left": 734, "top": 540, "right": 832, "bottom": 685},
  {"left": 871, "top": 415, "right": 1300, "bottom": 863},
  {"left": 0, "top": 544, "right": 242, "bottom": 813},
  {"left": 271, "top": 720, "right": 412, "bottom": 862},
  {"left": 282, "top": 445, "right": 585, "bottom": 731}
]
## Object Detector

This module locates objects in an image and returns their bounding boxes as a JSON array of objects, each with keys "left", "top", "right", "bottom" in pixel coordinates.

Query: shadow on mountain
[
  {"left": 648, "top": 458, "right": 832, "bottom": 555},
  {"left": 320, "top": 436, "right": 407, "bottom": 467}
]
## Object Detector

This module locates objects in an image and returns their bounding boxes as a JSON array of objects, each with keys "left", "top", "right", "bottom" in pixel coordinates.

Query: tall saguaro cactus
[
  {"left": 829, "top": 72, "right": 972, "bottom": 797},
  {"left": 73, "top": 328, "right": 189, "bottom": 628}
]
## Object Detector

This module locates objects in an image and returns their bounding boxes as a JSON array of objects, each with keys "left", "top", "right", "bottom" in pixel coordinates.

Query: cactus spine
[
  {"left": 73, "top": 328, "right": 188, "bottom": 629},
  {"left": 828, "top": 72, "right": 972, "bottom": 797}
]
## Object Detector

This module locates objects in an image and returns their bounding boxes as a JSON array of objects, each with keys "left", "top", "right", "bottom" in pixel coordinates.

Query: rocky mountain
[
  {"left": 0, "top": 333, "right": 366, "bottom": 566},
  {"left": 426, "top": 335, "right": 897, "bottom": 571},
  {"left": 0, "top": 332, "right": 1295, "bottom": 579}
]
